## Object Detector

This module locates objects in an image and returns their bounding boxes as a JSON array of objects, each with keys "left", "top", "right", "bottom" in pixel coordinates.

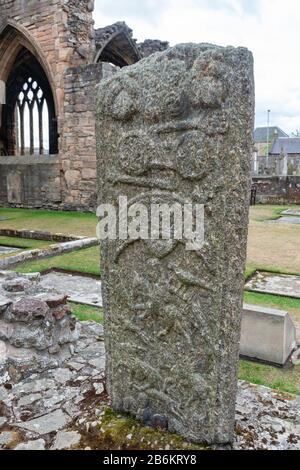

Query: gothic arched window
[
  {"left": 15, "top": 77, "right": 50, "bottom": 155},
  {"left": 2, "top": 47, "right": 58, "bottom": 156}
]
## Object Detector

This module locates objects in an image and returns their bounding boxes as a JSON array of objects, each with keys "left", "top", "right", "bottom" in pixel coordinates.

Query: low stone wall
[
  {"left": 0, "top": 229, "right": 85, "bottom": 242},
  {"left": 0, "top": 237, "right": 98, "bottom": 269},
  {"left": 0, "top": 156, "right": 63, "bottom": 209},
  {"left": 253, "top": 176, "right": 300, "bottom": 204}
]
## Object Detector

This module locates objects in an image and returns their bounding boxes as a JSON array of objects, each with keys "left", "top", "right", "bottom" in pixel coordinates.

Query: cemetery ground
[{"left": 0, "top": 205, "right": 300, "bottom": 449}]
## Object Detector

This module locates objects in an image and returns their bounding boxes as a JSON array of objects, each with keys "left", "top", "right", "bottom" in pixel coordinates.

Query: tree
[{"left": 291, "top": 129, "right": 300, "bottom": 137}]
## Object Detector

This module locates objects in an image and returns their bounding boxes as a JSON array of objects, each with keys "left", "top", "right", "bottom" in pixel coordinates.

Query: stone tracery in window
[{"left": 15, "top": 77, "right": 49, "bottom": 155}]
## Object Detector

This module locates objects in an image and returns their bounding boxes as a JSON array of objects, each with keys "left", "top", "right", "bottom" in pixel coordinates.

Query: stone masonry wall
[
  {"left": 61, "top": 62, "right": 116, "bottom": 210},
  {"left": 253, "top": 176, "right": 300, "bottom": 204},
  {"left": 0, "top": 156, "right": 63, "bottom": 208},
  {"left": 0, "top": 0, "right": 95, "bottom": 127},
  {"left": 0, "top": 0, "right": 100, "bottom": 211}
]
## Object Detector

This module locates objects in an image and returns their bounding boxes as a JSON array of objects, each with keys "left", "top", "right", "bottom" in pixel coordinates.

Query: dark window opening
[{"left": 1, "top": 47, "right": 58, "bottom": 156}]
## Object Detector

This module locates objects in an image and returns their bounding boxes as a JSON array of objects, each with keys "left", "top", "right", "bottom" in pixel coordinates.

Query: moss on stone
[{"left": 80, "top": 407, "right": 208, "bottom": 450}]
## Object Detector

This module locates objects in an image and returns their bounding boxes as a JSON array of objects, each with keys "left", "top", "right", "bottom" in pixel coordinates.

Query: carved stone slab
[{"left": 96, "top": 43, "right": 254, "bottom": 444}]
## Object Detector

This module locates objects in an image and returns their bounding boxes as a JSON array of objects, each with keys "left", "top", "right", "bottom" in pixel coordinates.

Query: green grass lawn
[
  {"left": 0, "top": 236, "right": 50, "bottom": 250},
  {"left": 70, "top": 302, "right": 103, "bottom": 324},
  {"left": 0, "top": 208, "right": 97, "bottom": 238},
  {"left": 238, "top": 361, "right": 300, "bottom": 395},
  {"left": 249, "top": 205, "right": 290, "bottom": 222},
  {"left": 244, "top": 291, "right": 300, "bottom": 313},
  {"left": 16, "top": 245, "right": 100, "bottom": 276}
]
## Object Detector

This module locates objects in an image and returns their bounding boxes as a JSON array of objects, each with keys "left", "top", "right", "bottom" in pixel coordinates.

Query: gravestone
[
  {"left": 96, "top": 44, "right": 254, "bottom": 444},
  {"left": 7, "top": 172, "right": 22, "bottom": 204},
  {"left": 241, "top": 304, "right": 297, "bottom": 366}
]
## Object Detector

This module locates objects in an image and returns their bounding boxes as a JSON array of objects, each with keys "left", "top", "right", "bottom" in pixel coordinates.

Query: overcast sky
[{"left": 93, "top": 0, "right": 300, "bottom": 135}]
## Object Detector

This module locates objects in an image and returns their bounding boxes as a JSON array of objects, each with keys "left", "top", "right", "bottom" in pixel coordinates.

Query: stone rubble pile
[
  {"left": 0, "top": 321, "right": 105, "bottom": 450},
  {"left": 0, "top": 294, "right": 79, "bottom": 382},
  {"left": 234, "top": 381, "right": 300, "bottom": 450}
]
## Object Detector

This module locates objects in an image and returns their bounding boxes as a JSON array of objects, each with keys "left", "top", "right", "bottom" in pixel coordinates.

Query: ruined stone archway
[
  {"left": 0, "top": 22, "right": 58, "bottom": 156},
  {"left": 0, "top": 20, "right": 57, "bottom": 103},
  {"left": 94, "top": 22, "right": 141, "bottom": 67}
]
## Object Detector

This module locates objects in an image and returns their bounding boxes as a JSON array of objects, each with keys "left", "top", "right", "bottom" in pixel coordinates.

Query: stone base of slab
[{"left": 241, "top": 304, "right": 297, "bottom": 366}]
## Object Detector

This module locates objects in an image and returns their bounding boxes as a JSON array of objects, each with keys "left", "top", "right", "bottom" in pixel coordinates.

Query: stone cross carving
[{"left": 96, "top": 44, "right": 254, "bottom": 444}]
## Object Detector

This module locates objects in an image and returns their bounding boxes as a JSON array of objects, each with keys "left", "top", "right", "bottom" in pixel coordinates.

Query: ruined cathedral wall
[
  {"left": 0, "top": 0, "right": 95, "bottom": 149},
  {"left": 0, "top": 155, "right": 63, "bottom": 208},
  {"left": 0, "top": 1, "right": 169, "bottom": 211},
  {"left": 0, "top": 60, "right": 114, "bottom": 212},
  {"left": 61, "top": 62, "right": 116, "bottom": 211},
  {"left": 0, "top": 0, "right": 100, "bottom": 211}
]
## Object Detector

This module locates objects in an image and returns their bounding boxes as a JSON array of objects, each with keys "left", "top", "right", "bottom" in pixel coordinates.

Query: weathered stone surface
[
  {"left": 51, "top": 431, "right": 81, "bottom": 450},
  {"left": 276, "top": 216, "right": 300, "bottom": 225},
  {"left": 15, "top": 409, "right": 70, "bottom": 435},
  {"left": 5, "top": 298, "right": 50, "bottom": 323},
  {"left": 0, "top": 431, "right": 19, "bottom": 447},
  {"left": 15, "top": 439, "right": 46, "bottom": 451},
  {"left": 282, "top": 209, "right": 300, "bottom": 216},
  {"left": 17, "top": 393, "right": 43, "bottom": 408},
  {"left": 39, "top": 272, "right": 102, "bottom": 307},
  {"left": 0, "top": 296, "right": 12, "bottom": 312},
  {"left": 2, "top": 279, "right": 31, "bottom": 293},
  {"left": 41, "top": 294, "right": 69, "bottom": 308},
  {"left": 93, "top": 383, "right": 104, "bottom": 395},
  {"left": 0, "top": 246, "right": 20, "bottom": 256},
  {"left": 96, "top": 44, "right": 254, "bottom": 444},
  {"left": 13, "top": 379, "right": 56, "bottom": 397},
  {"left": 0, "top": 417, "right": 8, "bottom": 428},
  {"left": 234, "top": 381, "right": 300, "bottom": 450},
  {"left": 51, "top": 368, "right": 74, "bottom": 384},
  {"left": 88, "top": 357, "right": 106, "bottom": 371}
]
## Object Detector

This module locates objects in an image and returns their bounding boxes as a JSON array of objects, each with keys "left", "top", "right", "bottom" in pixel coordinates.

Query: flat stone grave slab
[
  {"left": 39, "top": 271, "right": 102, "bottom": 307},
  {"left": 246, "top": 272, "right": 300, "bottom": 299},
  {"left": 275, "top": 216, "right": 300, "bottom": 225},
  {"left": 0, "top": 245, "right": 21, "bottom": 255},
  {"left": 282, "top": 209, "right": 300, "bottom": 216}
]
